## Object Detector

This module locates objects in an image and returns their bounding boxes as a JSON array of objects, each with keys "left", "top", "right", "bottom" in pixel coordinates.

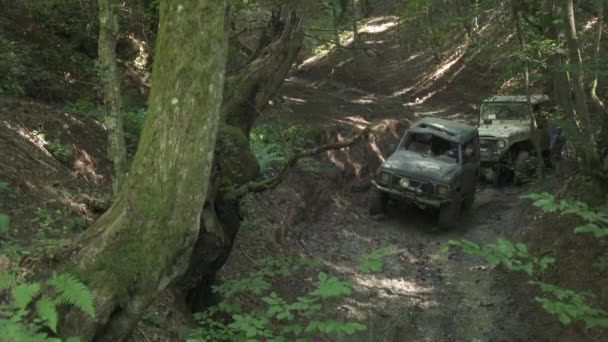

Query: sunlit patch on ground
[
  {"left": 360, "top": 16, "right": 399, "bottom": 34},
  {"left": 73, "top": 147, "right": 104, "bottom": 185},
  {"left": 3, "top": 121, "right": 53, "bottom": 157},
  {"left": 354, "top": 274, "right": 434, "bottom": 304}
]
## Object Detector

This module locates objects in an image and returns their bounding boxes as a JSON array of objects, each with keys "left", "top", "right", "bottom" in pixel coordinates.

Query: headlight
[
  {"left": 399, "top": 177, "right": 410, "bottom": 188},
  {"left": 380, "top": 172, "right": 391, "bottom": 183},
  {"left": 497, "top": 140, "right": 506, "bottom": 149},
  {"left": 437, "top": 185, "right": 449, "bottom": 195}
]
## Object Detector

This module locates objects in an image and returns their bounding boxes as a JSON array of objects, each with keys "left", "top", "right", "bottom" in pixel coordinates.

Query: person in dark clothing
[{"left": 549, "top": 124, "right": 565, "bottom": 161}]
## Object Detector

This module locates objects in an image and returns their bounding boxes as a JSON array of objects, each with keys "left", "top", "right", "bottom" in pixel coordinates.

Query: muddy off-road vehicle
[
  {"left": 477, "top": 95, "right": 550, "bottom": 184},
  {"left": 369, "top": 117, "right": 480, "bottom": 229}
]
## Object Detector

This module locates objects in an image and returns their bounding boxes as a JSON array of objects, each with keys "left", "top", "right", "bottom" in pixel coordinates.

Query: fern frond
[
  {"left": 36, "top": 296, "right": 58, "bottom": 333},
  {"left": 48, "top": 273, "right": 95, "bottom": 317},
  {"left": 0, "top": 271, "right": 19, "bottom": 290},
  {"left": 14, "top": 283, "right": 41, "bottom": 310}
]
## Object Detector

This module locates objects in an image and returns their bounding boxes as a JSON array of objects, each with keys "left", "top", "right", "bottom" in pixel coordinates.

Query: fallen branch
[{"left": 222, "top": 125, "right": 373, "bottom": 201}]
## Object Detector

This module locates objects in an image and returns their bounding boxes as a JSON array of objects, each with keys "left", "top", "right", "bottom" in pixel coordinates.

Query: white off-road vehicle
[{"left": 478, "top": 95, "right": 550, "bottom": 184}]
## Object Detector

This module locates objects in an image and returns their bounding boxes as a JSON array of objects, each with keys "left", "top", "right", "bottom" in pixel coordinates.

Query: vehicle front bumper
[
  {"left": 371, "top": 180, "right": 450, "bottom": 208},
  {"left": 480, "top": 151, "right": 502, "bottom": 163}
]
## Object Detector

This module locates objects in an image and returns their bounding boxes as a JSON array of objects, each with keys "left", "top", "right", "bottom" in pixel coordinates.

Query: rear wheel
[
  {"left": 513, "top": 151, "right": 531, "bottom": 185},
  {"left": 438, "top": 199, "right": 461, "bottom": 230},
  {"left": 369, "top": 186, "right": 388, "bottom": 216}
]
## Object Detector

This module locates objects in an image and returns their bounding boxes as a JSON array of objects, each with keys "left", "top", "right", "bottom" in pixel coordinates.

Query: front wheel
[
  {"left": 438, "top": 199, "right": 461, "bottom": 230},
  {"left": 513, "top": 151, "right": 531, "bottom": 185},
  {"left": 369, "top": 186, "right": 388, "bottom": 216}
]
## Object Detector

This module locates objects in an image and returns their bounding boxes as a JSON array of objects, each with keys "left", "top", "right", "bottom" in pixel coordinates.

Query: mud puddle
[{"left": 290, "top": 185, "right": 535, "bottom": 342}]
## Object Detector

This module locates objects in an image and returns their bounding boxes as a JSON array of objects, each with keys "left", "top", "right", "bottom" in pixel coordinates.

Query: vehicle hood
[
  {"left": 479, "top": 120, "right": 530, "bottom": 140},
  {"left": 381, "top": 150, "right": 459, "bottom": 184}
]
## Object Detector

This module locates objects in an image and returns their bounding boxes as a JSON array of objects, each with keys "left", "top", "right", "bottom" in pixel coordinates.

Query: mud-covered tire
[
  {"left": 438, "top": 200, "right": 461, "bottom": 230},
  {"left": 513, "top": 151, "right": 531, "bottom": 185},
  {"left": 493, "top": 165, "right": 503, "bottom": 186},
  {"left": 368, "top": 186, "right": 388, "bottom": 216}
]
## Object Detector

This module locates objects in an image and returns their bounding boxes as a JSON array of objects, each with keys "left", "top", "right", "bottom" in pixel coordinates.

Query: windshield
[
  {"left": 401, "top": 132, "right": 459, "bottom": 163},
  {"left": 481, "top": 102, "right": 528, "bottom": 121}
]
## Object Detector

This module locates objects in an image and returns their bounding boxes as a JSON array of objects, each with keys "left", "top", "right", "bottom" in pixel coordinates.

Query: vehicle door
[{"left": 461, "top": 135, "right": 479, "bottom": 196}]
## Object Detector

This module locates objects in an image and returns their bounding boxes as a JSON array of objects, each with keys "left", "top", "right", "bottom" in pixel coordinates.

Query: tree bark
[
  {"left": 98, "top": 0, "right": 128, "bottom": 194},
  {"left": 563, "top": 0, "right": 601, "bottom": 168},
  {"left": 331, "top": 0, "right": 342, "bottom": 47},
  {"left": 59, "top": 1, "right": 229, "bottom": 340},
  {"left": 514, "top": 5, "right": 545, "bottom": 176},
  {"left": 540, "top": 0, "right": 576, "bottom": 125},
  {"left": 222, "top": 9, "right": 303, "bottom": 136},
  {"left": 179, "top": 8, "right": 304, "bottom": 310},
  {"left": 589, "top": 0, "right": 608, "bottom": 117}
]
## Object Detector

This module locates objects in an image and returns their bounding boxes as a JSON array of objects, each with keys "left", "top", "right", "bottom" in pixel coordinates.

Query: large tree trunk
[
  {"left": 59, "top": 1, "right": 229, "bottom": 340},
  {"left": 98, "top": 0, "right": 128, "bottom": 194},
  {"left": 179, "top": 8, "right": 304, "bottom": 310},
  {"left": 563, "top": 0, "right": 601, "bottom": 168}
]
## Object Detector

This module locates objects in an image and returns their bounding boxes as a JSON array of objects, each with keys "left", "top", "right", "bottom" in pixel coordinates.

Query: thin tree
[
  {"left": 589, "top": 0, "right": 608, "bottom": 117},
  {"left": 59, "top": 1, "right": 229, "bottom": 340},
  {"left": 98, "top": 0, "right": 128, "bottom": 194},
  {"left": 563, "top": 0, "right": 601, "bottom": 168},
  {"left": 514, "top": 1, "right": 545, "bottom": 177}
]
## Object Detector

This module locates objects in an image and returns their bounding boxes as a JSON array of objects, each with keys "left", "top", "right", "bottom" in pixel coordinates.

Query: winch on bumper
[{"left": 371, "top": 172, "right": 451, "bottom": 208}]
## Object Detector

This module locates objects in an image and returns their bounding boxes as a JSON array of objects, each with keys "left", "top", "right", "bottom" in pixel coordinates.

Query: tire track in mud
[{"left": 291, "top": 184, "right": 535, "bottom": 342}]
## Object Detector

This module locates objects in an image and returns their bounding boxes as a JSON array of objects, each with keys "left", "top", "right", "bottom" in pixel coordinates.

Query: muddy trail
[
  {"left": 287, "top": 181, "right": 535, "bottom": 342},
  {"left": 248, "top": 9, "right": 539, "bottom": 342}
]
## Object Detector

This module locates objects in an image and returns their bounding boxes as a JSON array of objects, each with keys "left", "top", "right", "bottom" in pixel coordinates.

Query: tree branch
[{"left": 222, "top": 125, "right": 373, "bottom": 201}]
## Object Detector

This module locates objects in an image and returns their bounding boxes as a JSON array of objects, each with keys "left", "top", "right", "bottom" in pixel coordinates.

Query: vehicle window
[
  {"left": 481, "top": 103, "right": 527, "bottom": 121},
  {"left": 403, "top": 133, "right": 459, "bottom": 163}
]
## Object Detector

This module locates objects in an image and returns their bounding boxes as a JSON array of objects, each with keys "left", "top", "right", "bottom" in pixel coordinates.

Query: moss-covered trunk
[
  {"left": 179, "top": 8, "right": 304, "bottom": 310},
  {"left": 98, "top": 0, "right": 128, "bottom": 193},
  {"left": 59, "top": 1, "right": 229, "bottom": 340}
]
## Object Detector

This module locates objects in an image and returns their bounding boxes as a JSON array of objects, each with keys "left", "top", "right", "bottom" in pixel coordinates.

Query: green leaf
[
  {"left": 14, "top": 283, "right": 41, "bottom": 310},
  {"left": 357, "top": 246, "right": 396, "bottom": 273},
  {"left": 48, "top": 273, "right": 95, "bottom": 317},
  {"left": 574, "top": 224, "right": 608, "bottom": 238},
  {"left": 558, "top": 312, "right": 572, "bottom": 325},
  {"left": 438, "top": 244, "right": 451, "bottom": 254},
  {"left": 515, "top": 242, "right": 528, "bottom": 254},
  {"left": 36, "top": 296, "right": 58, "bottom": 332},
  {"left": 0, "top": 271, "right": 19, "bottom": 290},
  {"left": 0, "top": 214, "right": 9, "bottom": 234},
  {"left": 585, "top": 317, "right": 608, "bottom": 329}
]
